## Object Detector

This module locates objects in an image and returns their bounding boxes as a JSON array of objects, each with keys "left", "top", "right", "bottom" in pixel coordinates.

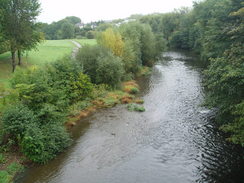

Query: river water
[{"left": 17, "top": 51, "right": 244, "bottom": 183}]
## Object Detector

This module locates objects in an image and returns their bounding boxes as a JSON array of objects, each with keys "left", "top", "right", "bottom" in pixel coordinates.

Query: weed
[
  {"left": 0, "top": 153, "right": 6, "bottom": 164},
  {"left": 6, "top": 162, "right": 24, "bottom": 175},
  {"left": 0, "top": 170, "right": 11, "bottom": 183},
  {"left": 127, "top": 103, "right": 145, "bottom": 112}
]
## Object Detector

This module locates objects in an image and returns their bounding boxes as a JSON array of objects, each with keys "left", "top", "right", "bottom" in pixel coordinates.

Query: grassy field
[
  {"left": 73, "top": 39, "right": 97, "bottom": 46},
  {"left": 0, "top": 39, "right": 96, "bottom": 87}
]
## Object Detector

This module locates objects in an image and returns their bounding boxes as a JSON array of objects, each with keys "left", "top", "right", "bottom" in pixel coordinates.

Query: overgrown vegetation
[
  {"left": 127, "top": 103, "right": 145, "bottom": 112},
  {"left": 2, "top": 0, "right": 242, "bottom": 178},
  {"left": 0, "top": 18, "right": 161, "bottom": 167},
  {"left": 0, "top": 161, "right": 24, "bottom": 183}
]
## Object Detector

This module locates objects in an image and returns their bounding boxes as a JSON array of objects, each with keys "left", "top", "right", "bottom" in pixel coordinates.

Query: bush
[
  {"left": 127, "top": 103, "right": 145, "bottom": 112},
  {"left": 21, "top": 123, "right": 71, "bottom": 164},
  {"left": 70, "top": 73, "right": 93, "bottom": 101},
  {"left": 35, "top": 103, "right": 66, "bottom": 125},
  {"left": 76, "top": 45, "right": 108, "bottom": 83},
  {"left": 21, "top": 123, "right": 46, "bottom": 163},
  {"left": 2, "top": 104, "right": 38, "bottom": 139},
  {"left": 68, "top": 100, "right": 92, "bottom": 116},
  {"left": 0, "top": 171, "right": 11, "bottom": 183},
  {"left": 91, "top": 84, "right": 111, "bottom": 99},
  {"left": 41, "top": 124, "right": 71, "bottom": 157},
  {"left": 121, "top": 40, "right": 140, "bottom": 74},
  {"left": 96, "top": 52, "right": 124, "bottom": 87},
  {"left": 119, "top": 22, "right": 158, "bottom": 67},
  {"left": 47, "top": 57, "right": 92, "bottom": 103},
  {"left": 97, "top": 28, "right": 124, "bottom": 57},
  {"left": 0, "top": 153, "right": 6, "bottom": 164},
  {"left": 6, "top": 162, "right": 24, "bottom": 175}
]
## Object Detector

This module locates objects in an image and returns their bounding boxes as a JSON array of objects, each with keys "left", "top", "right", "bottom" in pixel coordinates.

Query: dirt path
[{"left": 71, "top": 40, "right": 81, "bottom": 59}]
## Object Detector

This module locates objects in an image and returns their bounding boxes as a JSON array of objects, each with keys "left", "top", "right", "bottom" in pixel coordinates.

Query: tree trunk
[
  {"left": 11, "top": 51, "right": 16, "bottom": 73},
  {"left": 17, "top": 50, "right": 21, "bottom": 65}
]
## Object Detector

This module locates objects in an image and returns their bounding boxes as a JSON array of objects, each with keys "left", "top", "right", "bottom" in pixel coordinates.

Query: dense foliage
[
  {"left": 1, "top": 58, "right": 94, "bottom": 163},
  {"left": 40, "top": 17, "right": 104, "bottom": 40},
  {"left": 0, "top": 0, "right": 42, "bottom": 71},
  {"left": 139, "top": 0, "right": 244, "bottom": 145},
  {"left": 40, "top": 16, "right": 80, "bottom": 40},
  {"left": 77, "top": 21, "right": 163, "bottom": 87}
]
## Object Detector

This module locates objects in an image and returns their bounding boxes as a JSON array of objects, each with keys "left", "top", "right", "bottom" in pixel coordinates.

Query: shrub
[
  {"left": 91, "top": 84, "right": 111, "bottom": 99},
  {"left": 96, "top": 52, "right": 124, "bottom": 87},
  {"left": 0, "top": 153, "right": 6, "bottom": 164},
  {"left": 70, "top": 73, "right": 93, "bottom": 101},
  {"left": 21, "top": 123, "right": 71, "bottom": 164},
  {"left": 6, "top": 162, "right": 24, "bottom": 175},
  {"left": 127, "top": 103, "right": 145, "bottom": 112},
  {"left": 47, "top": 57, "right": 90, "bottom": 103},
  {"left": 11, "top": 67, "right": 62, "bottom": 111},
  {"left": 35, "top": 103, "right": 66, "bottom": 125},
  {"left": 123, "top": 81, "right": 140, "bottom": 94},
  {"left": 41, "top": 124, "right": 71, "bottom": 156},
  {"left": 76, "top": 45, "right": 108, "bottom": 83},
  {"left": 20, "top": 123, "right": 46, "bottom": 163},
  {"left": 97, "top": 28, "right": 124, "bottom": 57},
  {"left": 0, "top": 171, "right": 11, "bottom": 183},
  {"left": 68, "top": 100, "right": 92, "bottom": 116},
  {"left": 119, "top": 22, "right": 158, "bottom": 67},
  {"left": 121, "top": 40, "right": 140, "bottom": 74},
  {"left": 2, "top": 104, "right": 38, "bottom": 139}
]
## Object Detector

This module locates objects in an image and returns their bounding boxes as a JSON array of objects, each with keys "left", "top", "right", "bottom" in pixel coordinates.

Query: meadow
[{"left": 0, "top": 39, "right": 96, "bottom": 87}]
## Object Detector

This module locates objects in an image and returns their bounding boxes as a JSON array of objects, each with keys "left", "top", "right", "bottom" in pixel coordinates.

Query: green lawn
[
  {"left": 73, "top": 39, "right": 97, "bottom": 46},
  {"left": 0, "top": 39, "right": 96, "bottom": 87}
]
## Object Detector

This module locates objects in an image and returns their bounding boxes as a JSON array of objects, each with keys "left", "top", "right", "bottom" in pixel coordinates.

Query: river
[{"left": 17, "top": 51, "right": 244, "bottom": 183}]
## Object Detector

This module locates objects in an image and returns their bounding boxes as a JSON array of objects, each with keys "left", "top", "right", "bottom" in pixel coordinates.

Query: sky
[{"left": 38, "top": 0, "right": 194, "bottom": 24}]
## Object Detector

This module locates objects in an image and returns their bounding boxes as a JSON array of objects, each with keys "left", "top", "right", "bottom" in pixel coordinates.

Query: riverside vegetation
[
  {"left": 138, "top": 0, "right": 244, "bottom": 146},
  {"left": 0, "top": 11, "right": 163, "bottom": 182},
  {"left": 0, "top": 0, "right": 243, "bottom": 181}
]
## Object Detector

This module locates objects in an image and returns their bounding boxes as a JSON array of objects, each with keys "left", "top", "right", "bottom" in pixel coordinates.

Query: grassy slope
[{"left": 0, "top": 39, "right": 95, "bottom": 87}]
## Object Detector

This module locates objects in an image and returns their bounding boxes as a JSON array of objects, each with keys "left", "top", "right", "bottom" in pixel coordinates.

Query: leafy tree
[
  {"left": 96, "top": 52, "right": 124, "bottom": 87},
  {"left": 140, "top": 24, "right": 157, "bottom": 66},
  {"left": 2, "top": 103, "right": 38, "bottom": 139},
  {"left": 97, "top": 28, "right": 124, "bottom": 57},
  {"left": 39, "top": 16, "right": 81, "bottom": 40},
  {"left": 85, "top": 31, "right": 94, "bottom": 39},
  {"left": 1, "top": 0, "right": 42, "bottom": 72},
  {"left": 204, "top": 1, "right": 244, "bottom": 145},
  {"left": 120, "top": 22, "right": 158, "bottom": 67},
  {"left": 61, "top": 21, "right": 75, "bottom": 39},
  {"left": 76, "top": 45, "right": 107, "bottom": 83},
  {"left": 64, "top": 16, "right": 81, "bottom": 25}
]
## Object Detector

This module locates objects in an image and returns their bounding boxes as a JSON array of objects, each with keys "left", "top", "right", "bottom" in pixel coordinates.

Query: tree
[
  {"left": 1, "top": 0, "right": 42, "bottom": 72},
  {"left": 120, "top": 22, "right": 158, "bottom": 67},
  {"left": 61, "top": 21, "right": 75, "bottom": 39},
  {"left": 64, "top": 16, "right": 81, "bottom": 25},
  {"left": 96, "top": 52, "right": 124, "bottom": 87},
  {"left": 97, "top": 28, "right": 124, "bottom": 57},
  {"left": 0, "top": 7, "right": 9, "bottom": 54}
]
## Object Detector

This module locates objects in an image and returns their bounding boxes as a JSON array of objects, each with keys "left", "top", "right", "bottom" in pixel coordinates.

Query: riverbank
[
  {"left": 16, "top": 51, "right": 244, "bottom": 183},
  {"left": 0, "top": 77, "right": 146, "bottom": 182},
  {"left": 66, "top": 80, "right": 145, "bottom": 128}
]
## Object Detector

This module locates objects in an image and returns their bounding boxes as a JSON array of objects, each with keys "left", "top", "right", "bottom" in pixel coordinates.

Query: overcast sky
[{"left": 38, "top": 0, "right": 194, "bottom": 24}]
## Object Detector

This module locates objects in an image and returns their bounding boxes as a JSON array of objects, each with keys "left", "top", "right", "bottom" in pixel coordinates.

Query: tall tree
[
  {"left": 97, "top": 28, "right": 124, "bottom": 57},
  {"left": 60, "top": 21, "right": 75, "bottom": 39},
  {"left": 1, "top": 0, "right": 42, "bottom": 72}
]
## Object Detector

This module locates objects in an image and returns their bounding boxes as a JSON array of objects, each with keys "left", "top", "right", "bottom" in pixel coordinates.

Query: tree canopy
[{"left": 0, "top": 0, "right": 42, "bottom": 71}]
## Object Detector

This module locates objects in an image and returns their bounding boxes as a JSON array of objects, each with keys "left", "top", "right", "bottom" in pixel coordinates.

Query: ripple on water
[{"left": 16, "top": 51, "right": 244, "bottom": 183}]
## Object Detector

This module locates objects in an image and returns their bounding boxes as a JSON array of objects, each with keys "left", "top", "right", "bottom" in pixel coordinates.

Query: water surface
[{"left": 17, "top": 51, "right": 244, "bottom": 183}]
